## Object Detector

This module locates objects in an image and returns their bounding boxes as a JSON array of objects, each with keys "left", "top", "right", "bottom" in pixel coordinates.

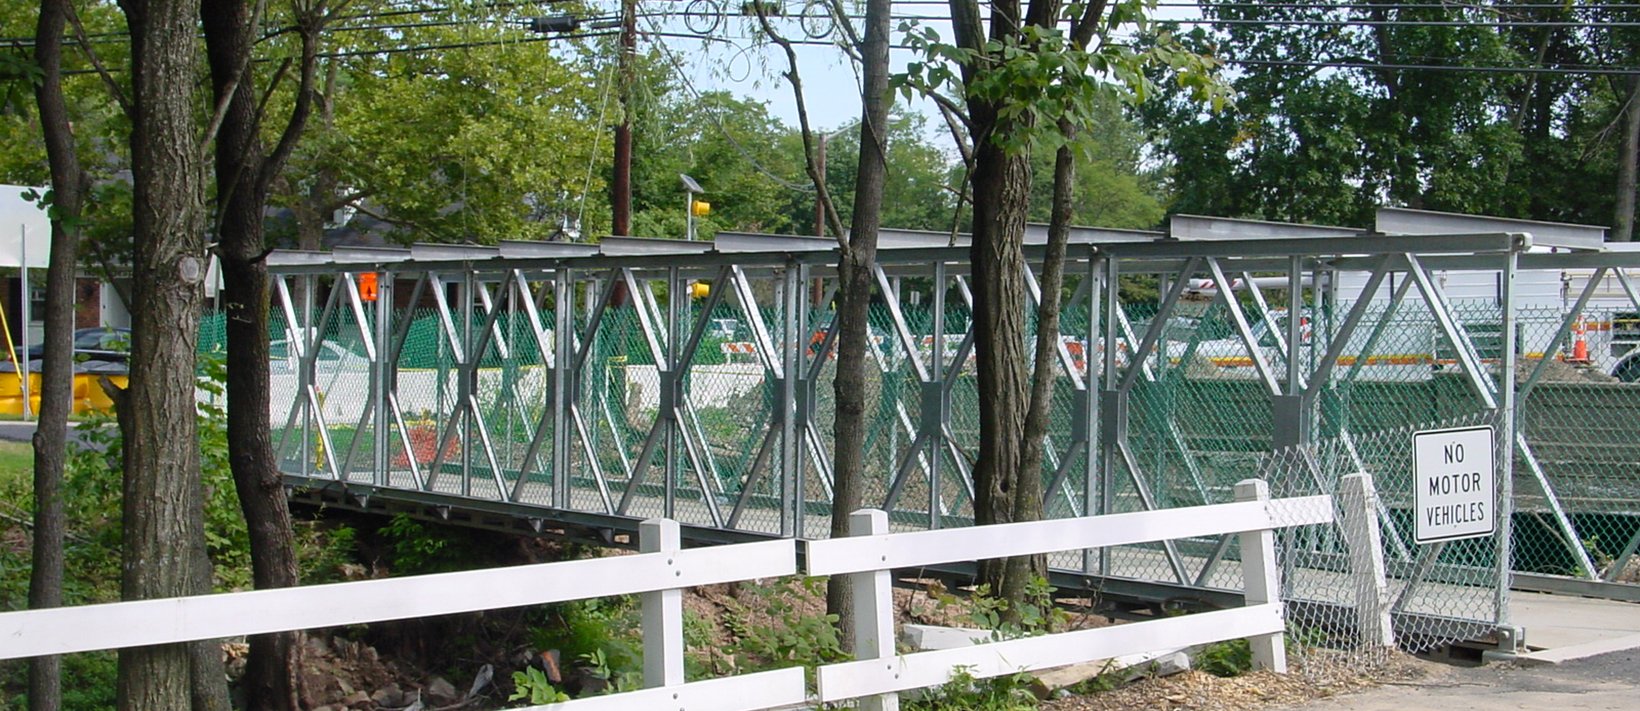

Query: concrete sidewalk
[{"left": 1284, "top": 648, "right": 1638, "bottom": 711}]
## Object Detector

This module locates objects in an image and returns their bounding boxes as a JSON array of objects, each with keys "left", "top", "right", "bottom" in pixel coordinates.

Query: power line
[
  {"left": 316, "top": 30, "right": 617, "bottom": 59},
  {"left": 1157, "top": 1, "right": 1640, "bottom": 9},
  {"left": 643, "top": 17, "right": 819, "bottom": 192},
  {"left": 1228, "top": 57, "right": 1640, "bottom": 74},
  {"left": 1182, "top": 18, "right": 1640, "bottom": 28}
]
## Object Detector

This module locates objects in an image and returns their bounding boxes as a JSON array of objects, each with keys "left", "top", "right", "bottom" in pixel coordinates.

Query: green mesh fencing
[{"left": 260, "top": 263, "right": 1640, "bottom": 660}]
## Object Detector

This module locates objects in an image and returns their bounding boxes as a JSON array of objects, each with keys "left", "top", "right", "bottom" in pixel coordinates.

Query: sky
[
  {"left": 646, "top": 4, "right": 952, "bottom": 135},
  {"left": 647, "top": 1, "right": 1204, "bottom": 138}
]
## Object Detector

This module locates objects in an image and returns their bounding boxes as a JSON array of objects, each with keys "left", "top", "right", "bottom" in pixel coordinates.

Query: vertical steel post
[
  {"left": 665, "top": 267, "right": 681, "bottom": 518},
  {"left": 1096, "top": 256, "right": 1122, "bottom": 576},
  {"left": 301, "top": 274, "right": 316, "bottom": 479},
  {"left": 1496, "top": 241, "right": 1519, "bottom": 627},
  {"left": 553, "top": 266, "right": 575, "bottom": 508},
  {"left": 373, "top": 270, "right": 392, "bottom": 486},
  {"left": 929, "top": 261, "right": 946, "bottom": 529},
  {"left": 461, "top": 271, "right": 474, "bottom": 497},
  {"left": 779, "top": 261, "right": 802, "bottom": 538},
  {"left": 1273, "top": 256, "right": 1309, "bottom": 450},
  {"left": 1083, "top": 252, "right": 1106, "bottom": 574}
]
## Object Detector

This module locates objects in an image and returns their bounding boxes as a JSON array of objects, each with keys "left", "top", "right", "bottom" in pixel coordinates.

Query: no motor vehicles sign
[{"left": 1413, "top": 425, "right": 1496, "bottom": 544}]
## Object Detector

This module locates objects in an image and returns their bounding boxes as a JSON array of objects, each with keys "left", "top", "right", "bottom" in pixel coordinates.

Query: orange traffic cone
[{"left": 1570, "top": 316, "right": 1590, "bottom": 363}]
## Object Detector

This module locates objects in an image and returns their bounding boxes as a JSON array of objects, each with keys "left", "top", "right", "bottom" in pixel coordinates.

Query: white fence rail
[
  {"left": 806, "top": 480, "right": 1334, "bottom": 710},
  {"left": 0, "top": 481, "right": 1331, "bottom": 711}
]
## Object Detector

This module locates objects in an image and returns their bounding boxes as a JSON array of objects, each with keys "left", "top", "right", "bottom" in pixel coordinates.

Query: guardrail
[{"left": 0, "top": 480, "right": 1330, "bottom": 711}]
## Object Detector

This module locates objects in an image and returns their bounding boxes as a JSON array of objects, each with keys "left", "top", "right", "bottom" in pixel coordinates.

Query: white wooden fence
[{"left": 0, "top": 479, "right": 1331, "bottom": 711}]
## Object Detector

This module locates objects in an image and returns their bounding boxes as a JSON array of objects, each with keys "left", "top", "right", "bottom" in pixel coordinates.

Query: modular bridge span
[{"left": 270, "top": 208, "right": 1640, "bottom": 650}]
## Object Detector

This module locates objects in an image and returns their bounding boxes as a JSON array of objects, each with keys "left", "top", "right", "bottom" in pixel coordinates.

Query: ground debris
[{"left": 1042, "top": 649, "right": 1440, "bottom": 711}]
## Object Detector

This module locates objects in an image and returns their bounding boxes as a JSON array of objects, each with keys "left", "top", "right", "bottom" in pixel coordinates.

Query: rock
[
  {"left": 372, "top": 682, "right": 404, "bottom": 707},
  {"left": 425, "top": 676, "right": 459, "bottom": 704},
  {"left": 342, "top": 691, "right": 371, "bottom": 706},
  {"left": 1027, "top": 648, "right": 1191, "bottom": 699},
  {"left": 899, "top": 624, "right": 997, "bottom": 651}
]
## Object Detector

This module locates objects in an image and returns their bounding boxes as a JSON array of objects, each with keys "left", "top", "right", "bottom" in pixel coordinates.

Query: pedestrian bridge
[{"left": 268, "top": 209, "right": 1640, "bottom": 650}]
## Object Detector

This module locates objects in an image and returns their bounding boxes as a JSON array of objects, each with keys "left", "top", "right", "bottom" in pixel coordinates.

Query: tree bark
[
  {"left": 1005, "top": 124, "right": 1078, "bottom": 603},
  {"left": 203, "top": 0, "right": 318, "bottom": 707},
  {"left": 826, "top": 0, "right": 893, "bottom": 645},
  {"left": 967, "top": 129, "right": 1036, "bottom": 597},
  {"left": 116, "top": 0, "right": 214, "bottom": 706},
  {"left": 1615, "top": 74, "right": 1640, "bottom": 243},
  {"left": 950, "top": 0, "right": 1107, "bottom": 611},
  {"left": 28, "top": 2, "right": 84, "bottom": 708}
]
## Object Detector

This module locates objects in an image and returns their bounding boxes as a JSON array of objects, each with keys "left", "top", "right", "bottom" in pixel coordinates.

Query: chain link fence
[{"left": 259, "top": 257, "right": 1640, "bottom": 660}]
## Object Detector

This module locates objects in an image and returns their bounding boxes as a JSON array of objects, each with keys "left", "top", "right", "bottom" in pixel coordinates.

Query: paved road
[
  {"left": 0, "top": 420, "right": 99, "bottom": 448},
  {"left": 0, "top": 420, "right": 38, "bottom": 443},
  {"left": 1287, "top": 649, "right": 1639, "bottom": 711}
]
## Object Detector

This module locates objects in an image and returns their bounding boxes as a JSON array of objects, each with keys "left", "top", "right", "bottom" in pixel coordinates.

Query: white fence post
[
  {"left": 1234, "top": 479, "right": 1287, "bottom": 672},
  {"left": 1339, "top": 472, "right": 1396, "bottom": 649},
  {"left": 850, "top": 509, "right": 899, "bottom": 711},
  {"left": 641, "top": 518, "right": 685, "bottom": 688}
]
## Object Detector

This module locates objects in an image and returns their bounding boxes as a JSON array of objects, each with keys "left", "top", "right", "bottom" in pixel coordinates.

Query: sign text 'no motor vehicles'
[{"left": 1413, "top": 425, "right": 1495, "bottom": 545}]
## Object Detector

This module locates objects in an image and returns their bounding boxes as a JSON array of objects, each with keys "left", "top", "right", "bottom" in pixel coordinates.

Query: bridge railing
[{"left": 0, "top": 480, "right": 1329, "bottom": 710}]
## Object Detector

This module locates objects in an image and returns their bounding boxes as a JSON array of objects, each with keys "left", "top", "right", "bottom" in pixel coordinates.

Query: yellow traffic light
[
  {"left": 691, "top": 199, "right": 711, "bottom": 217},
  {"left": 689, "top": 282, "right": 710, "bottom": 299}
]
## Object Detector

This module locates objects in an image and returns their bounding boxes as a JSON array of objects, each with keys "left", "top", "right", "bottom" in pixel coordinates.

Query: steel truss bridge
[{"left": 269, "top": 208, "right": 1640, "bottom": 647}]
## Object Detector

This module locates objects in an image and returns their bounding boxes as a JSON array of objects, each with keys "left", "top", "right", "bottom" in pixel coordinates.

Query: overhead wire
[
  {"left": 641, "top": 14, "right": 820, "bottom": 192},
  {"left": 1157, "top": 1, "right": 1640, "bottom": 9}
]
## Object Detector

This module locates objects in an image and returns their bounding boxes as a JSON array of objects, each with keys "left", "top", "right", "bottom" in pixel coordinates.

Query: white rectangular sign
[
  {"left": 0, "top": 185, "right": 51, "bottom": 269},
  {"left": 1413, "top": 425, "right": 1495, "bottom": 544}
]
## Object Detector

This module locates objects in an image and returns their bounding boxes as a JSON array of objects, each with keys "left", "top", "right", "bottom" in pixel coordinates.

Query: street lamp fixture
[{"left": 681, "top": 174, "right": 709, "bottom": 240}]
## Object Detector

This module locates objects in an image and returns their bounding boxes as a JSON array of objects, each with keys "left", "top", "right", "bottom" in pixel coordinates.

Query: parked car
[{"left": 16, "top": 326, "right": 131, "bottom": 364}]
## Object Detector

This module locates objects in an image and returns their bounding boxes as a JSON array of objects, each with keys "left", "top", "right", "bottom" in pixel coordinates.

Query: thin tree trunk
[
  {"left": 28, "top": 2, "right": 83, "bottom": 707},
  {"left": 203, "top": 0, "right": 315, "bottom": 706},
  {"left": 1615, "top": 74, "right": 1640, "bottom": 243},
  {"left": 826, "top": 0, "right": 893, "bottom": 646},
  {"left": 1005, "top": 125, "right": 1078, "bottom": 604},
  {"left": 116, "top": 0, "right": 213, "bottom": 706}
]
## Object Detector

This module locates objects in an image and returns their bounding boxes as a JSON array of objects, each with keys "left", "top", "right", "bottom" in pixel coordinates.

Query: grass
[{"left": 0, "top": 440, "right": 30, "bottom": 485}]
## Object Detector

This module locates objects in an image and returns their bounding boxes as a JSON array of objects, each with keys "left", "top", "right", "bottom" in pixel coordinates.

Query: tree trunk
[
  {"left": 826, "top": 0, "right": 894, "bottom": 645},
  {"left": 116, "top": 0, "right": 214, "bottom": 706},
  {"left": 1615, "top": 74, "right": 1640, "bottom": 243},
  {"left": 203, "top": 0, "right": 313, "bottom": 707},
  {"left": 28, "top": 2, "right": 83, "bottom": 707},
  {"left": 1004, "top": 127, "right": 1078, "bottom": 604},
  {"left": 968, "top": 129, "right": 1036, "bottom": 597}
]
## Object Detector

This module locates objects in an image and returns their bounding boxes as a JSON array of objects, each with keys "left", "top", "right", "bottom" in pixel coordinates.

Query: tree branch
[
  {"left": 261, "top": 3, "right": 329, "bottom": 190},
  {"left": 65, "top": 0, "right": 130, "bottom": 114},
  {"left": 752, "top": 5, "right": 848, "bottom": 246},
  {"left": 1069, "top": 0, "right": 1110, "bottom": 50},
  {"left": 199, "top": 0, "right": 270, "bottom": 159}
]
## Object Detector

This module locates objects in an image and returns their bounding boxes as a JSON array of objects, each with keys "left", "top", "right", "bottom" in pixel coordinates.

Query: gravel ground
[
  {"left": 1043, "top": 647, "right": 1640, "bottom": 711},
  {"left": 1041, "top": 650, "right": 1446, "bottom": 711}
]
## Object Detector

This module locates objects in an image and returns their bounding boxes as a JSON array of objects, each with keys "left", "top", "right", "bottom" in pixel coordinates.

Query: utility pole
[{"left": 613, "top": 0, "right": 635, "bottom": 237}]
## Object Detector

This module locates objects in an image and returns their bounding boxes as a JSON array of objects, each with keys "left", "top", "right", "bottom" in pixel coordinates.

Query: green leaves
[
  {"left": 892, "top": 6, "right": 1228, "bottom": 159},
  {"left": 508, "top": 666, "right": 571, "bottom": 704}
]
